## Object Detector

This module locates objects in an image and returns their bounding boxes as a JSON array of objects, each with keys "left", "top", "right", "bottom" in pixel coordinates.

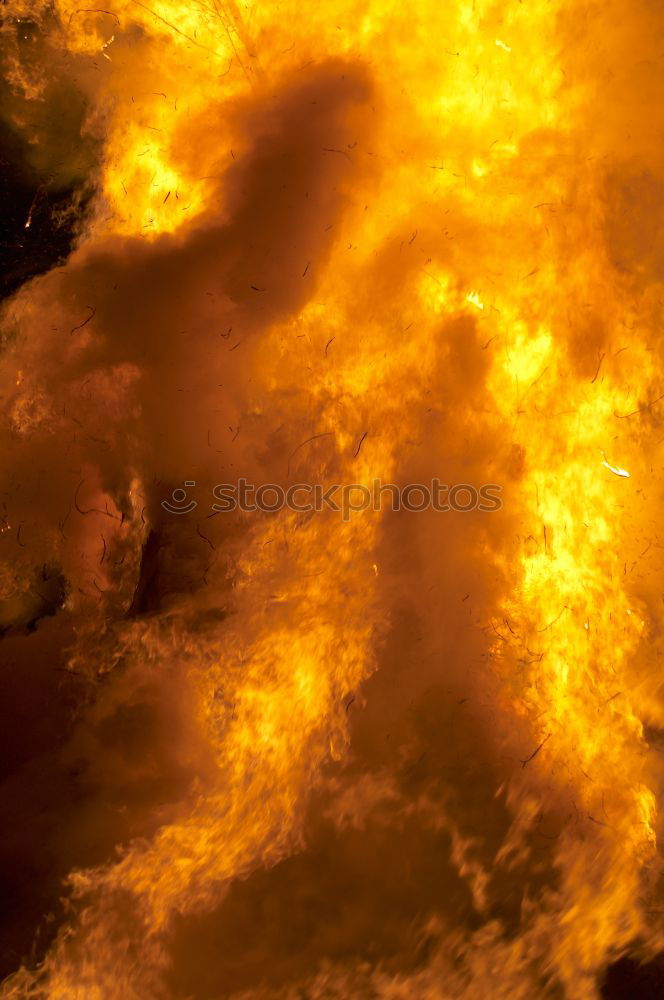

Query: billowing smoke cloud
[{"left": 1, "top": 1, "right": 664, "bottom": 999}]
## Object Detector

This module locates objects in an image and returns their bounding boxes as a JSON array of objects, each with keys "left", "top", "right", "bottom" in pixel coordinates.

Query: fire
[{"left": 0, "top": 1, "right": 663, "bottom": 998}]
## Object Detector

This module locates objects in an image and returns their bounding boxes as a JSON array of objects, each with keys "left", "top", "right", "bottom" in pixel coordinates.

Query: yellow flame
[{"left": 1, "top": 0, "right": 663, "bottom": 997}]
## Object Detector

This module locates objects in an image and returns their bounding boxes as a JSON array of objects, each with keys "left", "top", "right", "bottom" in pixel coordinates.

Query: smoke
[{"left": 1, "top": 1, "right": 664, "bottom": 998}]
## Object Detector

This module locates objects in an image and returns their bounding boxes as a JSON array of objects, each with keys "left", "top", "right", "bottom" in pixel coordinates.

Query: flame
[{"left": 1, "top": 1, "right": 664, "bottom": 998}]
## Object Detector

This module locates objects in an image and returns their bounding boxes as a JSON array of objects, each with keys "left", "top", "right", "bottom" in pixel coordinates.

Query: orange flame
[{"left": 1, "top": 1, "right": 664, "bottom": 998}]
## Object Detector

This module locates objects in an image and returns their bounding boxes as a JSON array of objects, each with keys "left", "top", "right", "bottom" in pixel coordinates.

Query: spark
[
  {"left": 466, "top": 291, "right": 484, "bottom": 310},
  {"left": 601, "top": 452, "right": 630, "bottom": 478},
  {"left": 495, "top": 39, "right": 512, "bottom": 52}
]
